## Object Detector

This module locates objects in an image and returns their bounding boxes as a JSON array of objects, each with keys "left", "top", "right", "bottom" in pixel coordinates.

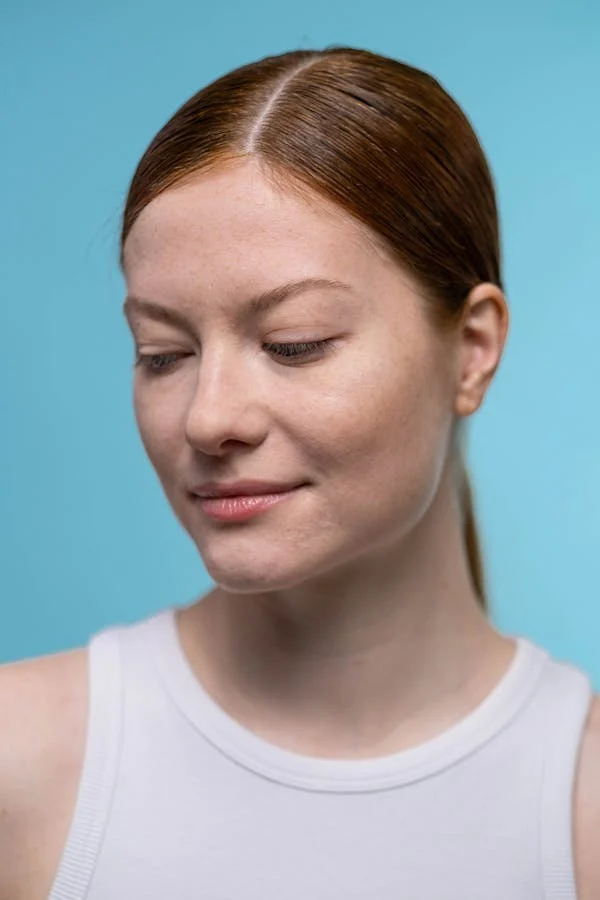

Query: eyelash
[{"left": 134, "top": 340, "right": 335, "bottom": 375}]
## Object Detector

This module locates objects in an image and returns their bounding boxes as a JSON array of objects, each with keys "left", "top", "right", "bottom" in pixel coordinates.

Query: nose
[{"left": 183, "top": 348, "right": 268, "bottom": 455}]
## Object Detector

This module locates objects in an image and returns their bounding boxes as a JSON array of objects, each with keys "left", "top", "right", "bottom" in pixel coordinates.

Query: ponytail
[
  {"left": 461, "top": 467, "right": 488, "bottom": 613},
  {"left": 454, "top": 420, "right": 488, "bottom": 614}
]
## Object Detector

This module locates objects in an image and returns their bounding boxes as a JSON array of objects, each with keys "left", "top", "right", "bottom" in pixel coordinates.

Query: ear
[{"left": 453, "top": 282, "right": 509, "bottom": 418}]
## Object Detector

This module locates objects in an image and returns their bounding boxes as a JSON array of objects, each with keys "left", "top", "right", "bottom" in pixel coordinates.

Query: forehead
[{"left": 122, "top": 159, "right": 395, "bottom": 302}]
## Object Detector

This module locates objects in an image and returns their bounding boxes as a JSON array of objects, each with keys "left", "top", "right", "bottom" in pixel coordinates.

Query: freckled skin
[
  {"left": 123, "top": 158, "right": 460, "bottom": 595},
  {"left": 122, "top": 154, "right": 513, "bottom": 752}
]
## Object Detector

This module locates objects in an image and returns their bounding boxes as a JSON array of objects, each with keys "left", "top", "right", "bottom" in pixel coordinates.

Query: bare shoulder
[
  {"left": 0, "top": 646, "right": 89, "bottom": 900},
  {"left": 574, "top": 693, "right": 600, "bottom": 900}
]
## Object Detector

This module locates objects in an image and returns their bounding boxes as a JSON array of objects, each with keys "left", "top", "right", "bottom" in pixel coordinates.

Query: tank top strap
[
  {"left": 48, "top": 624, "right": 124, "bottom": 900},
  {"left": 539, "top": 659, "right": 594, "bottom": 899}
]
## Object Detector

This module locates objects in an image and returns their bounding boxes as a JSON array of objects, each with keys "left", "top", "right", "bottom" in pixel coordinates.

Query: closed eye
[
  {"left": 134, "top": 339, "right": 336, "bottom": 375},
  {"left": 263, "top": 339, "right": 335, "bottom": 360}
]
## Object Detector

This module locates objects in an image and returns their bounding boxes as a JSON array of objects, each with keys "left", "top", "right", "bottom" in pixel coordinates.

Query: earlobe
[{"left": 454, "top": 392, "right": 481, "bottom": 418}]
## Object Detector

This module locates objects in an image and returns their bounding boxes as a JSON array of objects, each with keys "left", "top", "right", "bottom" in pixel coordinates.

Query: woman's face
[{"left": 122, "top": 157, "right": 460, "bottom": 592}]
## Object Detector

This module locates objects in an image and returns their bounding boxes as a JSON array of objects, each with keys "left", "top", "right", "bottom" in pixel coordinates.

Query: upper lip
[{"left": 190, "top": 480, "right": 305, "bottom": 499}]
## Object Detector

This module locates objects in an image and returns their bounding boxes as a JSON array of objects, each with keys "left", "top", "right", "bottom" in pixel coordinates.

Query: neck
[{"left": 178, "top": 474, "right": 515, "bottom": 758}]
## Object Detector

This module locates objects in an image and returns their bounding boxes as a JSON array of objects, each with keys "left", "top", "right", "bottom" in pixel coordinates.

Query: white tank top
[{"left": 47, "top": 606, "right": 593, "bottom": 900}]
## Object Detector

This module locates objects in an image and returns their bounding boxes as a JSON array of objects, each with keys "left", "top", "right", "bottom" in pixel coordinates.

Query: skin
[{"left": 122, "top": 155, "right": 516, "bottom": 753}]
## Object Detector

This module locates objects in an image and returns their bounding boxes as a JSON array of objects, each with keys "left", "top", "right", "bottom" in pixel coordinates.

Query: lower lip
[{"left": 196, "top": 487, "right": 303, "bottom": 522}]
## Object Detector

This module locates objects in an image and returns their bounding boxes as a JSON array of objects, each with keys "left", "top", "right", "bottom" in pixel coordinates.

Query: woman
[{"left": 1, "top": 46, "right": 598, "bottom": 899}]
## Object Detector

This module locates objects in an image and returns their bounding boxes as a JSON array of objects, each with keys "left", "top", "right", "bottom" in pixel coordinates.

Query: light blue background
[{"left": 2, "top": 1, "right": 598, "bottom": 686}]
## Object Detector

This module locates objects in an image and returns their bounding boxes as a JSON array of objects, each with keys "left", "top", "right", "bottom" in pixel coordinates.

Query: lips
[
  {"left": 193, "top": 484, "right": 304, "bottom": 523},
  {"left": 190, "top": 480, "right": 306, "bottom": 499}
]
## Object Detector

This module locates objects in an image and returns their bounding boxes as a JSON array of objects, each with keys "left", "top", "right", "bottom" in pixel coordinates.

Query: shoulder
[
  {"left": 574, "top": 693, "right": 600, "bottom": 900},
  {"left": 0, "top": 647, "right": 89, "bottom": 777},
  {"left": 0, "top": 647, "right": 89, "bottom": 898}
]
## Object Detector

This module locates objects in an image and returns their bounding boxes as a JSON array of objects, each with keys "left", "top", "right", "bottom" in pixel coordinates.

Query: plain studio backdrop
[{"left": 1, "top": 0, "right": 598, "bottom": 688}]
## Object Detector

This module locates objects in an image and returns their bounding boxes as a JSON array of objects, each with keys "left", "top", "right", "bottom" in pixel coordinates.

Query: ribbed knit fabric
[{"left": 48, "top": 606, "right": 593, "bottom": 900}]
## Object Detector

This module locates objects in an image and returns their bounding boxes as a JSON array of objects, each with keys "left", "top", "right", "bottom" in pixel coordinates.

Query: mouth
[
  {"left": 190, "top": 479, "right": 306, "bottom": 499},
  {"left": 193, "top": 485, "right": 305, "bottom": 523}
]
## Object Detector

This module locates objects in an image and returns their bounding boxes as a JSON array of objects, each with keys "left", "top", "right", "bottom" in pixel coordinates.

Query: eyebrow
[{"left": 122, "top": 277, "right": 353, "bottom": 329}]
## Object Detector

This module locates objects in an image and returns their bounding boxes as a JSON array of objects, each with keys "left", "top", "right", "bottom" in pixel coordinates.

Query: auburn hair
[{"left": 120, "top": 46, "right": 504, "bottom": 613}]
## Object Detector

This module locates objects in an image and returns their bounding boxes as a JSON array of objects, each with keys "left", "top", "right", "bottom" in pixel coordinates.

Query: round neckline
[{"left": 149, "top": 606, "right": 548, "bottom": 793}]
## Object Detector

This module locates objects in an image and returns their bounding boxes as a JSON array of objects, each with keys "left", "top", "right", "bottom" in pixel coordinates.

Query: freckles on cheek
[
  {"left": 312, "top": 374, "right": 396, "bottom": 461},
  {"left": 321, "top": 360, "right": 431, "bottom": 470},
  {"left": 134, "top": 394, "right": 181, "bottom": 463}
]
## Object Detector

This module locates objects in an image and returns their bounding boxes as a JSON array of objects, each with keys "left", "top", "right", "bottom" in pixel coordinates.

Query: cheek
[
  {"left": 311, "top": 354, "right": 451, "bottom": 525},
  {"left": 133, "top": 387, "right": 182, "bottom": 482}
]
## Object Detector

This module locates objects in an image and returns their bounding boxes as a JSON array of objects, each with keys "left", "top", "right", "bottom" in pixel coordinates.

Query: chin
[{"left": 199, "top": 550, "right": 319, "bottom": 595}]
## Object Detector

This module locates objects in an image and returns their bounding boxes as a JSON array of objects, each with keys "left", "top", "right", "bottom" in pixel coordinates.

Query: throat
[{"left": 176, "top": 598, "right": 515, "bottom": 759}]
